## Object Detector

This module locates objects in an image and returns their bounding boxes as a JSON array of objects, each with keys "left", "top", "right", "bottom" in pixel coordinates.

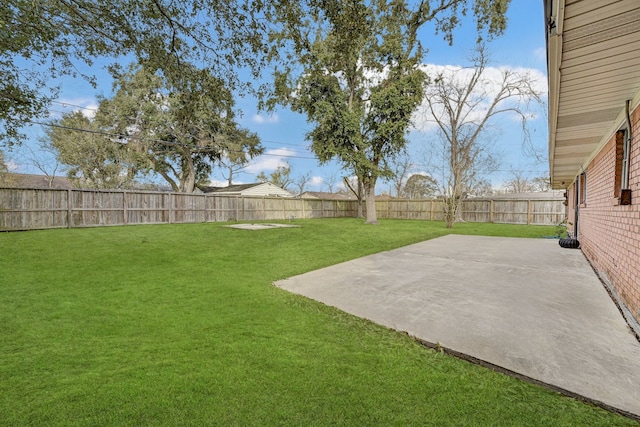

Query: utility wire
[
  {"left": 50, "top": 100, "right": 99, "bottom": 112},
  {"left": 48, "top": 100, "right": 312, "bottom": 149},
  {"left": 30, "top": 119, "right": 319, "bottom": 160}
]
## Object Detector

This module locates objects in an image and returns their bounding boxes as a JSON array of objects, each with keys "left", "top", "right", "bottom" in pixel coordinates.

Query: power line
[
  {"left": 30, "top": 119, "right": 320, "bottom": 160},
  {"left": 50, "top": 100, "right": 99, "bottom": 112},
  {"left": 48, "top": 100, "right": 312, "bottom": 150},
  {"left": 260, "top": 139, "right": 310, "bottom": 149}
]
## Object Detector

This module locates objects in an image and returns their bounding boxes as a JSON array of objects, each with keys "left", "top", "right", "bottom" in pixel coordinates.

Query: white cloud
[
  {"left": 309, "top": 176, "right": 324, "bottom": 187},
  {"left": 252, "top": 114, "right": 280, "bottom": 124},
  {"left": 244, "top": 147, "right": 295, "bottom": 173},
  {"left": 338, "top": 175, "right": 358, "bottom": 191},
  {"left": 6, "top": 160, "right": 20, "bottom": 172},
  {"left": 51, "top": 97, "right": 99, "bottom": 119}
]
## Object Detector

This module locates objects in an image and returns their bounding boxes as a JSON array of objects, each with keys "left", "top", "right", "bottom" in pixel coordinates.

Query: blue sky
[{"left": 8, "top": 1, "right": 548, "bottom": 194}]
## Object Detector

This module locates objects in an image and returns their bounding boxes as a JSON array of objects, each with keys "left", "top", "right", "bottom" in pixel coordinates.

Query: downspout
[
  {"left": 574, "top": 178, "right": 579, "bottom": 239},
  {"left": 626, "top": 99, "right": 633, "bottom": 148}
]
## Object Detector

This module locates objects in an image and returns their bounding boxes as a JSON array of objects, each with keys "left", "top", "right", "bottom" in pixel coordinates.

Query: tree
[
  {"left": 503, "top": 170, "right": 534, "bottom": 194},
  {"left": 0, "top": 149, "right": 16, "bottom": 186},
  {"left": 46, "top": 111, "right": 142, "bottom": 189},
  {"left": 2, "top": 0, "right": 268, "bottom": 146},
  {"left": 323, "top": 170, "right": 339, "bottom": 193},
  {"left": 218, "top": 129, "right": 263, "bottom": 185},
  {"left": 25, "top": 139, "right": 62, "bottom": 188},
  {"left": 470, "top": 178, "right": 494, "bottom": 197},
  {"left": 502, "top": 173, "right": 551, "bottom": 193},
  {"left": 0, "top": 150, "right": 8, "bottom": 180},
  {"left": 388, "top": 152, "right": 415, "bottom": 197},
  {"left": 422, "top": 44, "right": 543, "bottom": 227},
  {"left": 257, "top": 164, "right": 293, "bottom": 190},
  {"left": 293, "top": 172, "right": 312, "bottom": 195},
  {"left": 531, "top": 175, "right": 552, "bottom": 192},
  {"left": 43, "top": 63, "right": 261, "bottom": 192},
  {"left": 95, "top": 64, "right": 261, "bottom": 192},
  {"left": 342, "top": 175, "right": 364, "bottom": 218},
  {"left": 269, "top": 0, "right": 510, "bottom": 224},
  {"left": 402, "top": 173, "right": 438, "bottom": 199}
]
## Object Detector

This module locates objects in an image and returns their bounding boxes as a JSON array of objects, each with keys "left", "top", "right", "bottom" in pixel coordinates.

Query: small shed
[{"left": 201, "top": 182, "right": 294, "bottom": 198}]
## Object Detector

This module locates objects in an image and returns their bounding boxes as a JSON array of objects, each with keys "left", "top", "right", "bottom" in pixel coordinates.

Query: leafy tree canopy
[
  {"left": 402, "top": 173, "right": 439, "bottom": 199},
  {"left": 47, "top": 64, "right": 263, "bottom": 192},
  {"left": 47, "top": 111, "right": 143, "bottom": 189},
  {"left": 2, "top": 0, "right": 268, "bottom": 146},
  {"left": 267, "top": 0, "right": 511, "bottom": 223}
]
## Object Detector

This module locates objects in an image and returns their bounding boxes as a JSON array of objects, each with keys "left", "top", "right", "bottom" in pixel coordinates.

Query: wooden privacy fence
[
  {"left": 374, "top": 198, "right": 565, "bottom": 226},
  {"left": 0, "top": 187, "right": 565, "bottom": 231},
  {"left": 0, "top": 188, "right": 357, "bottom": 230}
]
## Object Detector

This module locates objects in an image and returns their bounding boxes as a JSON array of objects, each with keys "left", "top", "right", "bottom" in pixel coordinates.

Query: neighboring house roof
[
  {"left": 200, "top": 182, "right": 294, "bottom": 197},
  {"left": 299, "top": 191, "right": 355, "bottom": 200},
  {"left": 0, "top": 173, "right": 74, "bottom": 190},
  {"left": 375, "top": 194, "right": 395, "bottom": 200},
  {"left": 545, "top": 0, "right": 640, "bottom": 189}
]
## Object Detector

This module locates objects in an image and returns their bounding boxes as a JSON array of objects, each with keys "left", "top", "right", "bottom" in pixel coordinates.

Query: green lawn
[{"left": 0, "top": 219, "right": 635, "bottom": 426}]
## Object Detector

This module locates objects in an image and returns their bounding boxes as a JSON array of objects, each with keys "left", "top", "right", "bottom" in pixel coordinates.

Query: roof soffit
[{"left": 547, "top": 0, "right": 640, "bottom": 188}]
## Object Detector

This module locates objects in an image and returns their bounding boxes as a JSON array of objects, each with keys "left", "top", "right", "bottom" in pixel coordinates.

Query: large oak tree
[
  {"left": 48, "top": 64, "right": 263, "bottom": 192},
  {"left": 268, "top": 0, "right": 511, "bottom": 224},
  {"left": 47, "top": 111, "right": 143, "bottom": 189}
]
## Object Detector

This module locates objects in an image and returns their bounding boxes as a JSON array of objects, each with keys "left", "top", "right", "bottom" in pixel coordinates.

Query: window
[
  {"left": 579, "top": 172, "right": 587, "bottom": 205},
  {"left": 614, "top": 129, "right": 632, "bottom": 204},
  {"left": 622, "top": 130, "right": 631, "bottom": 190}
]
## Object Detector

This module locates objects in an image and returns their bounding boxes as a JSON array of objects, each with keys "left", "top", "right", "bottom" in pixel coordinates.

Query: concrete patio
[{"left": 275, "top": 234, "right": 640, "bottom": 418}]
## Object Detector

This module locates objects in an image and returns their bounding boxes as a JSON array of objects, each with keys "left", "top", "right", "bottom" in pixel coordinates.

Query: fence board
[{"left": 0, "top": 187, "right": 565, "bottom": 231}]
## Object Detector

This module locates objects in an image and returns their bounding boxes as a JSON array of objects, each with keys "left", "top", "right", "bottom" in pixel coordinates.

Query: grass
[{"left": 0, "top": 219, "right": 634, "bottom": 426}]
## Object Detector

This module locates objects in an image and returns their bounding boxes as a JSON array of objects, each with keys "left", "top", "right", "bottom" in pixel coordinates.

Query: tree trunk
[
  {"left": 444, "top": 195, "right": 456, "bottom": 228},
  {"left": 444, "top": 192, "right": 466, "bottom": 228},
  {"left": 364, "top": 179, "right": 378, "bottom": 224},
  {"left": 356, "top": 178, "right": 364, "bottom": 218},
  {"left": 181, "top": 148, "right": 196, "bottom": 193},
  {"left": 156, "top": 167, "right": 180, "bottom": 192}
]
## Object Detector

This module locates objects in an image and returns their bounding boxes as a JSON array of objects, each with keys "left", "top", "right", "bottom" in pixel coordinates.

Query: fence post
[
  {"left": 122, "top": 191, "right": 128, "bottom": 225},
  {"left": 67, "top": 189, "right": 73, "bottom": 228},
  {"left": 169, "top": 194, "right": 174, "bottom": 224},
  {"left": 490, "top": 200, "right": 494, "bottom": 223},
  {"left": 527, "top": 199, "right": 532, "bottom": 225}
]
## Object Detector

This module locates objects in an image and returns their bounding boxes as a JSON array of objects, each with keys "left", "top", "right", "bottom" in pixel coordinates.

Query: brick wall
[{"left": 574, "top": 104, "right": 640, "bottom": 327}]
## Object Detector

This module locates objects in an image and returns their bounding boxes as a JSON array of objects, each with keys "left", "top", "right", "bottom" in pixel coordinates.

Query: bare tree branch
[{"left": 421, "top": 43, "right": 543, "bottom": 227}]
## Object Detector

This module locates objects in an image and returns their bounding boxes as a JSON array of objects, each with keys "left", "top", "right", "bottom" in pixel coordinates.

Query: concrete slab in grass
[
  {"left": 226, "top": 223, "right": 300, "bottom": 230},
  {"left": 275, "top": 234, "right": 640, "bottom": 419}
]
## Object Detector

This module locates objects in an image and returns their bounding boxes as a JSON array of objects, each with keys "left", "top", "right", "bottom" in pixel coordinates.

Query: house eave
[{"left": 546, "top": 0, "right": 640, "bottom": 189}]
